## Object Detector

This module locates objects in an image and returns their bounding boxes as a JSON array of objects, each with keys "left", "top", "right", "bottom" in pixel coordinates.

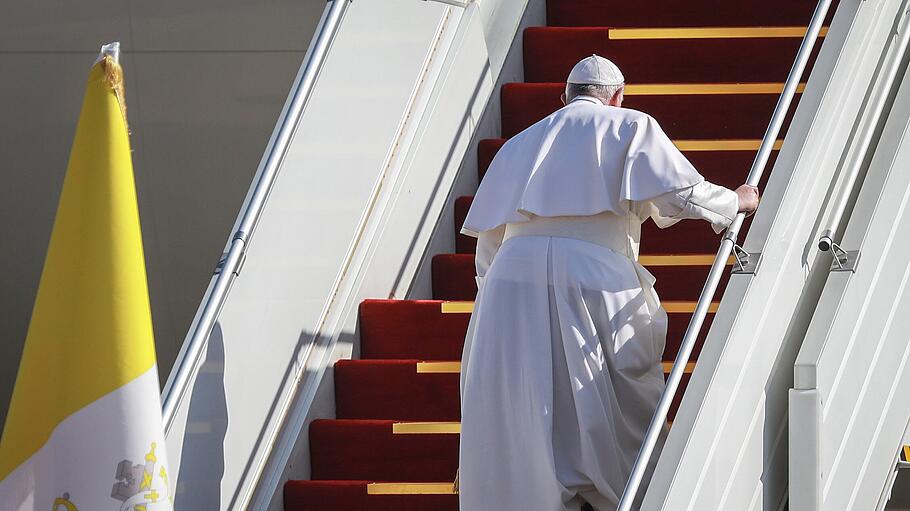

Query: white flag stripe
[{"left": 0, "top": 367, "right": 172, "bottom": 511}]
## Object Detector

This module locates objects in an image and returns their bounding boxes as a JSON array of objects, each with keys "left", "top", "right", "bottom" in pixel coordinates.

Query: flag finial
[{"left": 95, "top": 42, "right": 127, "bottom": 128}]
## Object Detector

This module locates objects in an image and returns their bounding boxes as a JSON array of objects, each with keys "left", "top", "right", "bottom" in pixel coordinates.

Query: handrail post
[
  {"left": 616, "top": 0, "right": 833, "bottom": 509},
  {"left": 160, "top": 0, "right": 351, "bottom": 432}
]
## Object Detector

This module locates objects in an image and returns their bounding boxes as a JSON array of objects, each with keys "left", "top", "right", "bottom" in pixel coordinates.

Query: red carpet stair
[{"left": 284, "top": 1, "right": 831, "bottom": 508}]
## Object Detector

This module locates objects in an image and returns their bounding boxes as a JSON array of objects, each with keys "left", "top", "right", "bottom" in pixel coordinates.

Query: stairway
[{"left": 284, "top": 1, "right": 829, "bottom": 508}]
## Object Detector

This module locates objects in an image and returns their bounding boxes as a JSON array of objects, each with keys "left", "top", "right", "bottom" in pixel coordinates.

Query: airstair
[
  {"left": 158, "top": 0, "right": 910, "bottom": 509},
  {"left": 284, "top": 0, "right": 824, "bottom": 508}
]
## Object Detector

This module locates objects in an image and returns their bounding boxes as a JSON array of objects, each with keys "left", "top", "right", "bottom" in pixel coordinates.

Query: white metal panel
[
  {"left": 643, "top": 1, "right": 909, "bottom": 509},
  {"left": 164, "top": 1, "right": 450, "bottom": 507},
  {"left": 407, "top": 0, "right": 546, "bottom": 301},
  {"left": 253, "top": 5, "right": 541, "bottom": 507},
  {"left": 161, "top": 0, "right": 537, "bottom": 509},
  {"left": 791, "top": 54, "right": 910, "bottom": 509},
  {"left": 790, "top": 388, "right": 822, "bottom": 509}
]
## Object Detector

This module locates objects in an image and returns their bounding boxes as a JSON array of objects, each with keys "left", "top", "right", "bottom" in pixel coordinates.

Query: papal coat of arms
[{"left": 110, "top": 442, "right": 170, "bottom": 511}]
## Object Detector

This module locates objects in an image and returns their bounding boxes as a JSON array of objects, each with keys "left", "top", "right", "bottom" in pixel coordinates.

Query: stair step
[
  {"left": 431, "top": 252, "right": 731, "bottom": 301},
  {"left": 335, "top": 359, "right": 692, "bottom": 422},
  {"left": 335, "top": 359, "right": 461, "bottom": 421},
  {"left": 500, "top": 82, "right": 797, "bottom": 138},
  {"left": 309, "top": 419, "right": 459, "bottom": 482},
  {"left": 453, "top": 196, "right": 474, "bottom": 254},
  {"left": 359, "top": 298, "right": 714, "bottom": 362},
  {"left": 477, "top": 138, "right": 505, "bottom": 181},
  {"left": 547, "top": 0, "right": 832, "bottom": 28},
  {"left": 431, "top": 254, "right": 477, "bottom": 301},
  {"left": 284, "top": 480, "right": 458, "bottom": 511},
  {"left": 359, "top": 299, "right": 469, "bottom": 361},
  {"left": 453, "top": 195, "right": 754, "bottom": 255},
  {"left": 522, "top": 26, "right": 820, "bottom": 83}
]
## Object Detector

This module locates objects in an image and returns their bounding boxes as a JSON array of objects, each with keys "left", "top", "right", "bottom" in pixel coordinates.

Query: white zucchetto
[{"left": 567, "top": 54, "right": 624, "bottom": 86}]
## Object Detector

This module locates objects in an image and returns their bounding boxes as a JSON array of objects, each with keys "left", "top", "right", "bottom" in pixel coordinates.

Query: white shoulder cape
[{"left": 462, "top": 97, "right": 705, "bottom": 236}]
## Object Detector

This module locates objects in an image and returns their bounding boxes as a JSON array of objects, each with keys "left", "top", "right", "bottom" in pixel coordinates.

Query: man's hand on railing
[{"left": 736, "top": 184, "right": 760, "bottom": 215}]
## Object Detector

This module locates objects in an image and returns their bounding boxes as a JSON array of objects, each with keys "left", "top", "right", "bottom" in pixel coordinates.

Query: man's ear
[
  {"left": 608, "top": 88, "right": 624, "bottom": 107},
  {"left": 560, "top": 92, "right": 567, "bottom": 106}
]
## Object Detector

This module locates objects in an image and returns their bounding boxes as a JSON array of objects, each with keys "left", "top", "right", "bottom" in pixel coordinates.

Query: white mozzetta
[
  {"left": 462, "top": 97, "right": 704, "bottom": 235},
  {"left": 642, "top": 0, "right": 909, "bottom": 509}
]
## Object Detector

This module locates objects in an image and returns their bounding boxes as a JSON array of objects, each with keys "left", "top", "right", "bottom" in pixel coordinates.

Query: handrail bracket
[
  {"left": 732, "top": 243, "right": 762, "bottom": 275},
  {"left": 828, "top": 241, "right": 859, "bottom": 272}
]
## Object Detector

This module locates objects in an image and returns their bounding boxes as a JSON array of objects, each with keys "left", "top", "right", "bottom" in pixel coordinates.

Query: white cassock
[{"left": 458, "top": 95, "right": 739, "bottom": 511}]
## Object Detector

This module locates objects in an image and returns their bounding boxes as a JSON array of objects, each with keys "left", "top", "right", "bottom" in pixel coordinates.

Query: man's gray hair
[{"left": 565, "top": 82, "right": 624, "bottom": 103}]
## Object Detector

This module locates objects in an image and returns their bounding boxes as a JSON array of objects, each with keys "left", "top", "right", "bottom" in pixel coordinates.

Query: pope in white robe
[{"left": 457, "top": 55, "right": 759, "bottom": 511}]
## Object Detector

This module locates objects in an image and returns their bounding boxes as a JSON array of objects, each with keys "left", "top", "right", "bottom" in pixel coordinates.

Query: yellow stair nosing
[
  {"left": 625, "top": 82, "right": 805, "bottom": 95},
  {"left": 674, "top": 139, "right": 783, "bottom": 151},
  {"left": 440, "top": 301, "right": 476, "bottom": 314},
  {"left": 638, "top": 254, "right": 734, "bottom": 266},
  {"left": 664, "top": 301, "right": 720, "bottom": 313},
  {"left": 662, "top": 361, "right": 697, "bottom": 373},
  {"left": 366, "top": 482, "right": 457, "bottom": 495},
  {"left": 609, "top": 26, "right": 829, "bottom": 40},
  {"left": 443, "top": 300, "right": 718, "bottom": 314},
  {"left": 415, "top": 362, "right": 695, "bottom": 375},
  {"left": 392, "top": 421, "right": 462, "bottom": 434},
  {"left": 417, "top": 362, "right": 461, "bottom": 374},
  {"left": 416, "top": 361, "right": 462, "bottom": 373}
]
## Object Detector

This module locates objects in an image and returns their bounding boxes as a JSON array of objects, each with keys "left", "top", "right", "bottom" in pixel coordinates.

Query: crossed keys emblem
[
  {"left": 49, "top": 441, "right": 170, "bottom": 511},
  {"left": 111, "top": 442, "right": 170, "bottom": 510}
]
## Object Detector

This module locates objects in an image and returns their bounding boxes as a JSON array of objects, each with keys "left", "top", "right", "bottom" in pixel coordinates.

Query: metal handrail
[
  {"left": 616, "top": 0, "right": 834, "bottom": 508},
  {"left": 818, "top": 16, "right": 910, "bottom": 263},
  {"left": 160, "top": 0, "right": 351, "bottom": 431}
]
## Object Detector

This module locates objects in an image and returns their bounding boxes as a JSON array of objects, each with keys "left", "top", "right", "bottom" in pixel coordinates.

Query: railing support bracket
[
  {"left": 829, "top": 242, "right": 859, "bottom": 272},
  {"left": 731, "top": 243, "right": 761, "bottom": 275}
]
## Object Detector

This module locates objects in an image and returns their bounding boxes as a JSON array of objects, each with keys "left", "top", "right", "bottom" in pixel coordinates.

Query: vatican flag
[{"left": 0, "top": 43, "right": 172, "bottom": 511}]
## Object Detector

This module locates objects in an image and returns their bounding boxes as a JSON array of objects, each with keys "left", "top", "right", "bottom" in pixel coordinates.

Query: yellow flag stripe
[{"left": 0, "top": 60, "right": 156, "bottom": 480}]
